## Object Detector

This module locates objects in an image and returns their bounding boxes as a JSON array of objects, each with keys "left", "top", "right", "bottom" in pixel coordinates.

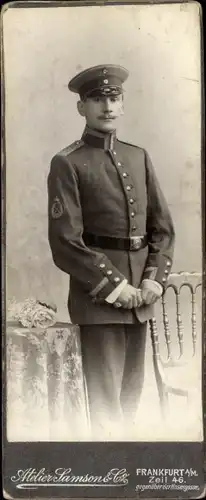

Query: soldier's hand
[
  {"left": 114, "top": 284, "right": 143, "bottom": 309},
  {"left": 140, "top": 279, "right": 163, "bottom": 305}
]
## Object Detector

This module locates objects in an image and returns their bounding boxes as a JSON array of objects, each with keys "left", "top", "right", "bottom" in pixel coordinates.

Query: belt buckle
[{"left": 130, "top": 236, "right": 142, "bottom": 250}]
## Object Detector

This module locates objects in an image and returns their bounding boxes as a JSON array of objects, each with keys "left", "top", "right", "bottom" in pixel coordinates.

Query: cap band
[
  {"left": 81, "top": 86, "right": 123, "bottom": 99},
  {"left": 79, "top": 76, "right": 123, "bottom": 98}
]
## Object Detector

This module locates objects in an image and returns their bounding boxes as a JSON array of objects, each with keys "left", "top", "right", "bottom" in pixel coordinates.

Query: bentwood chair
[{"left": 149, "top": 272, "right": 202, "bottom": 419}]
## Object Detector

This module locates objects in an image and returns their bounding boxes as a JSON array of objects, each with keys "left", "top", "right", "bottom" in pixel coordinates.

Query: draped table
[
  {"left": 6, "top": 322, "right": 89, "bottom": 441},
  {"left": 5, "top": 299, "right": 203, "bottom": 442}
]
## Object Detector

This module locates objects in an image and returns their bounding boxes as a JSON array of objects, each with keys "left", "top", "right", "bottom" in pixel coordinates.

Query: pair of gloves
[{"left": 113, "top": 279, "right": 163, "bottom": 310}]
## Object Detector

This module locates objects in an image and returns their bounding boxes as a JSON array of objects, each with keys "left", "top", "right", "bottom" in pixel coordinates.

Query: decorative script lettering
[{"left": 11, "top": 468, "right": 130, "bottom": 489}]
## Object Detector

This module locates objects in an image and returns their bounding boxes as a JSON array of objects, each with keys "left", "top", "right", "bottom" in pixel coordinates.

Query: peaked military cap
[{"left": 68, "top": 64, "right": 129, "bottom": 99}]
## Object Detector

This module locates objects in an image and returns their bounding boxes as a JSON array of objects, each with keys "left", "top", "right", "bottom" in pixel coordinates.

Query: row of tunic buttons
[
  {"left": 99, "top": 263, "right": 121, "bottom": 284},
  {"left": 115, "top": 157, "right": 137, "bottom": 232},
  {"left": 162, "top": 260, "right": 171, "bottom": 282}
]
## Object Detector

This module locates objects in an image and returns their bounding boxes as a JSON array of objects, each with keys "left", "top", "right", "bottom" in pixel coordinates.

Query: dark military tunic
[{"left": 48, "top": 125, "right": 175, "bottom": 325}]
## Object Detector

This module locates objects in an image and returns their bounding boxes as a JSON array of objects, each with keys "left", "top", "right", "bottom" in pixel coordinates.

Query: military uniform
[{"left": 47, "top": 65, "right": 175, "bottom": 439}]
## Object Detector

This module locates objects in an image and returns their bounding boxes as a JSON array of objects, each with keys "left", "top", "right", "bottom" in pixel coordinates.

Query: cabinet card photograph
[{"left": 2, "top": 0, "right": 205, "bottom": 498}]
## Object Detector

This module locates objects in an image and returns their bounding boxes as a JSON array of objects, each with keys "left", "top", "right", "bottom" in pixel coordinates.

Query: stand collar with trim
[{"left": 82, "top": 125, "right": 117, "bottom": 151}]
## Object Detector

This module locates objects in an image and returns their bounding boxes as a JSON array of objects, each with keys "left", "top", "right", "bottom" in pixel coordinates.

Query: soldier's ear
[{"left": 77, "top": 100, "right": 86, "bottom": 117}]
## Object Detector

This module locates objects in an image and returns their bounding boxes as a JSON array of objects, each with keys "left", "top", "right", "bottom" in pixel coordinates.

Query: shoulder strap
[
  {"left": 59, "top": 139, "right": 84, "bottom": 157},
  {"left": 118, "top": 138, "right": 140, "bottom": 149}
]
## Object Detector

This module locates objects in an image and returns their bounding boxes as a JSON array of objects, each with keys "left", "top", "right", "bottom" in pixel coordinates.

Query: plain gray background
[{"left": 4, "top": 2, "right": 202, "bottom": 320}]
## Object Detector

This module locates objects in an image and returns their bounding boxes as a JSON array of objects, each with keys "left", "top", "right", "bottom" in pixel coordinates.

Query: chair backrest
[{"left": 150, "top": 272, "right": 202, "bottom": 365}]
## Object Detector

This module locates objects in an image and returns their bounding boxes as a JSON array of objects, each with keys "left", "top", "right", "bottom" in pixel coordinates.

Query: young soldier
[{"left": 47, "top": 64, "right": 175, "bottom": 439}]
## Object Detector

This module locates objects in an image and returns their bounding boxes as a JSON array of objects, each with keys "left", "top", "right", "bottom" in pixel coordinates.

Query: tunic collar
[{"left": 82, "top": 125, "right": 117, "bottom": 150}]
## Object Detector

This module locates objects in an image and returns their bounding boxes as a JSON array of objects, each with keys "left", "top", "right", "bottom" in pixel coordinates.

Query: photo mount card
[{"left": 2, "top": 0, "right": 205, "bottom": 498}]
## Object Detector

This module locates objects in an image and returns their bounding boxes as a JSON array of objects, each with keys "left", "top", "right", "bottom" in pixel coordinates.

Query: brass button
[
  {"left": 132, "top": 226, "right": 137, "bottom": 231},
  {"left": 131, "top": 211, "right": 135, "bottom": 217},
  {"left": 162, "top": 277, "right": 167, "bottom": 282},
  {"left": 123, "top": 173, "right": 128, "bottom": 178},
  {"left": 113, "top": 151, "right": 117, "bottom": 155},
  {"left": 166, "top": 261, "right": 171, "bottom": 267},
  {"left": 126, "top": 185, "right": 132, "bottom": 191},
  {"left": 99, "top": 263, "right": 105, "bottom": 269},
  {"left": 129, "top": 198, "right": 134, "bottom": 204},
  {"left": 107, "top": 270, "right": 112, "bottom": 275},
  {"left": 117, "top": 162, "right": 121, "bottom": 166},
  {"left": 165, "top": 270, "right": 169, "bottom": 275},
  {"left": 114, "top": 277, "right": 120, "bottom": 283}
]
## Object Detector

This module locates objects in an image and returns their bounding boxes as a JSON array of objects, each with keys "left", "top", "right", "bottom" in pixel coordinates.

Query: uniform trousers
[{"left": 80, "top": 322, "right": 147, "bottom": 440}]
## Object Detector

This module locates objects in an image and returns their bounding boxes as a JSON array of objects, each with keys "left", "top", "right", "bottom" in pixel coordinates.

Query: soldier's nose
[{"left": 103, "top": 98, "right": 112, "bottom": 112}]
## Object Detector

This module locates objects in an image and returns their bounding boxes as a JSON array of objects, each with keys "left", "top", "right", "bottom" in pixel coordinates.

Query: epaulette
[{"left": 59, "top": 139, "right": 84, "bottom": 157}]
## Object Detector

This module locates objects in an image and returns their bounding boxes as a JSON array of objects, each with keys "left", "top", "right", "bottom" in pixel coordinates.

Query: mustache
[{"left": 98, "top": 114, "right": 116, "bottom": 120}]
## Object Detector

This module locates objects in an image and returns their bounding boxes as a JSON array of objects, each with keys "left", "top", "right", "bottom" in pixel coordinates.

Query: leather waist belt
[{"left": 83, "top": 233, "right": 148, "bottom": 251}]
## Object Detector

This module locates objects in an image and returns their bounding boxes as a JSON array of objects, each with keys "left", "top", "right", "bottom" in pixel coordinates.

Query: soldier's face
[{"left": 77, "top": 94, "right": 124, "bottom": 132}]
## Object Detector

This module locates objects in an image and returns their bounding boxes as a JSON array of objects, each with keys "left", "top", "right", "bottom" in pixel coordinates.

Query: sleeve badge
[{"left": 51, "top": 197, "right": 64, "bottom": 219}]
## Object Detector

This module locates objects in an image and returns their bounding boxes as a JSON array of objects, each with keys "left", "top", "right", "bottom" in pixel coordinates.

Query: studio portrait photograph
[{"left": 3, "top": 1, "right": 203, "bottom": 445}]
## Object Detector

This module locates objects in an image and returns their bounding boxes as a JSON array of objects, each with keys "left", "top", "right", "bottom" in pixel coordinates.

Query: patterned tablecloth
[{"left": 6, "top": 322, "right": 89, "bottom": 442}]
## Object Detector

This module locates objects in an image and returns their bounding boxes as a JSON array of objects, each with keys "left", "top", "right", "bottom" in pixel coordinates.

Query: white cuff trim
[{"left": 105, "top": 279, "right": 128, "bottom": 304}]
